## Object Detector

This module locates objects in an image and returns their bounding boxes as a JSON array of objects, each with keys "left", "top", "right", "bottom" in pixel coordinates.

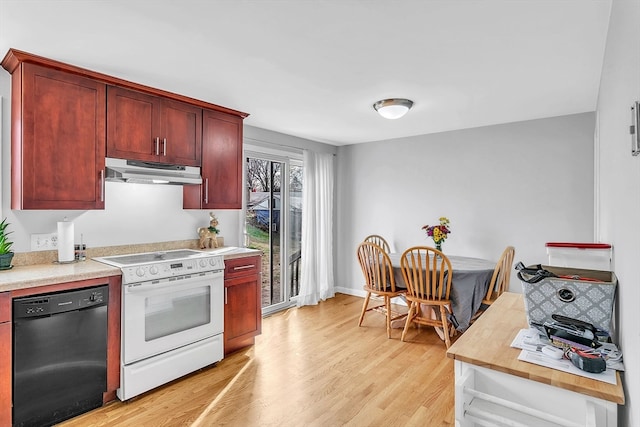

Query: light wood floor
[{"left": 61, "top": 293, "right": 456, "bottom": 426}]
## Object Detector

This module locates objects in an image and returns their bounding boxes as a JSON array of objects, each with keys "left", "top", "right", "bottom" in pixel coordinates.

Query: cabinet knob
[
  {"left": 154, "top": 137, "right": 160, "bottom": 156},
  {"left": 163, "top": 138, "right": 167, "bottom": 156}
]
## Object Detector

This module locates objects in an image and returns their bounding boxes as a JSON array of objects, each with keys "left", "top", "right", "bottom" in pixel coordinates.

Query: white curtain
[{"left": 297, "top": 150, "right": 335, "bottom": 306}]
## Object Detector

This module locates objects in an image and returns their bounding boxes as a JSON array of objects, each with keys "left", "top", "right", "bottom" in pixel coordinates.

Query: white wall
[
  {"left": 336, "top": 113, "right": 596, "bottom": 295},
  {"left": 596, "top": 1, "right": 640, "bottom": 425}
]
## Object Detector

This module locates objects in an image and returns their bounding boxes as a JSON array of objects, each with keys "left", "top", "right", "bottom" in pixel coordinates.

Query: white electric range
[{"left": 94, "top": 249, "right": 225, "bottom": 400}]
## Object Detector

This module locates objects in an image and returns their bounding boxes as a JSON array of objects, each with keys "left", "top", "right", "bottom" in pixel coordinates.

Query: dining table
[{"left": 387, "top": 252, "right": 496, "bottom": 332}]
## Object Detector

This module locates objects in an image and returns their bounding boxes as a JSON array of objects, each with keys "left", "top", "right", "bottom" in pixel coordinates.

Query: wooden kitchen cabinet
[
  {"left": 0, "top": 292, "right": 11, "bottom": 426},
  {"left": 184, "top": 109, "right": 244, "bottom": 209},
  {"left": 223, "top": 255, "right": 262, "bottom": 355},
  {"left": 107, "top": 86, "right": 202, "bottom": 166},
  {"left": 3, "top": 48, "right": 248, "bottom": 209},
  {"left": 3, "top": 60, "right": 106, "bottom": 210}
]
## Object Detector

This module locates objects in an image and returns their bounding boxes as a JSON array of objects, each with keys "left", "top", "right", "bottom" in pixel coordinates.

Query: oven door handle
[{"left": 125, "top": 271, "right": 223, "bottom": 293}]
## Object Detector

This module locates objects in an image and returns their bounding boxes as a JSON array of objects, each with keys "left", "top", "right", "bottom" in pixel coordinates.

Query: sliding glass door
[
  {"left": 245, "top": 153, "right": 302, "bottom": 315},
  {"left": 288, "top": 162, "right": 303, "bottom": 301}
]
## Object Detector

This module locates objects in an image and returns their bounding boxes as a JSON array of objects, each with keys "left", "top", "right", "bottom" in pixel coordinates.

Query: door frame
[{"left": 243, "top": 148, "right": 301, "bottom": 316}]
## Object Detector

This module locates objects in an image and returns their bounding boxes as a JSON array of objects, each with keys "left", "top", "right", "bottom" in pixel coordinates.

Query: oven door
[{"left": 122, "top": 270, "right": 223, "bottom": 365}]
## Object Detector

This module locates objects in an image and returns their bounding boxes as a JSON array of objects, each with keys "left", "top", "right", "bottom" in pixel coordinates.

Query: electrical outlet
[{"left": 31, "top": 233, "right": 58, "bottom": 251}]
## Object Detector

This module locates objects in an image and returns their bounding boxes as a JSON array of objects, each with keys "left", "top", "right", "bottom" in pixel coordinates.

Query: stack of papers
[{"left": 510, "top": 328, "right": 623, "bottom": 385}]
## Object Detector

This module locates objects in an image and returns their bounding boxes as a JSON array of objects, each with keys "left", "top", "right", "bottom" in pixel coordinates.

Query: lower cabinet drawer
[{"left": 224, "top": 256, "right": 260, "bottom": 279}]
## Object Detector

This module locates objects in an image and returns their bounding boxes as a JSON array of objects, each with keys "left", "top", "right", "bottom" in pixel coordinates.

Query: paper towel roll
[{"left": 57, "top": 221, "right": 75, "bottom": 262}]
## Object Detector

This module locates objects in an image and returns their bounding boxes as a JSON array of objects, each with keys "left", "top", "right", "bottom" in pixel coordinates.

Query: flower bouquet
[{"left": 422, "top": 217, "right": 451, "bottom": 252}]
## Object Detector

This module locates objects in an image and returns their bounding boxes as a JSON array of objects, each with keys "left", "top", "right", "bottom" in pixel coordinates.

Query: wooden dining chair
[
  {"left": 363, "top": 234, "right": 391, "bottom": 253},
  {"left": 483, "top": 246, "right": 516, "bottom": 305},
  {"left": 356, "top": 242, "right": 407, "bottom": 338},
  {"left": 471, "top": 246, "right": 516, "bottom": 323},
  {"left": 399, "top": 246, "right": 455, "bottom": 348}
]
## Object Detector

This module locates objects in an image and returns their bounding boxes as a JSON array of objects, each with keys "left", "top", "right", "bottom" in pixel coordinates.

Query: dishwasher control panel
[{"left": 13, "top": 285, "right": 109, "bottom": 319}]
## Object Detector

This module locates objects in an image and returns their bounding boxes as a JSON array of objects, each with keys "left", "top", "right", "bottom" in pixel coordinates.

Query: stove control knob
[
  {"left": 209, "top": 258, "right": 217, "bottom": 267},
  {"left": 136, "top": 267, "right": 145, "bottom": 277},
  {"left": 199, "top": 259, "right": 207, "bottom": 268},
  {"left": 149, "top": 265, "right": 159, "bottom": 275}
]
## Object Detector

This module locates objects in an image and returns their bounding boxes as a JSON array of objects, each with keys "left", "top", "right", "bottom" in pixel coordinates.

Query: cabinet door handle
[
  {"left": 204, "top": 178, "right": 209, "bottom": 204},
  {"left": 224, "top": 287, "right": 227, "bottom": 305},
  {"left": 233, "top": 265, "right": 255, "bottom": 271},
  {"left": 100, "top": 169, "right": 105, "bottom": 202},
  {"left": 163, "top": 138, "right": 167, "bottom": 156},
  {"left": 154, "top": 137, "right": 160, "bottom": 156}
]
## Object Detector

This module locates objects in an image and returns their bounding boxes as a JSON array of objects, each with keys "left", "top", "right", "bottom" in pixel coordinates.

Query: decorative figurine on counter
[{"left": 198, "top": 212, "right": 220, "bottom": 249}]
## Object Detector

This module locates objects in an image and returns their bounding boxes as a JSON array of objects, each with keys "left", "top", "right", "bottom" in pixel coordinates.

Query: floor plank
[{"left": 60, "top": 293, "right": 456, "bottom": 426}]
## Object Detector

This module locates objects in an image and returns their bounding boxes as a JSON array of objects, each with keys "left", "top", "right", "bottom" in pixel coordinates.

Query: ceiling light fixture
[{"left": 373, "top": 98, "right": 414, "bottom": 119}]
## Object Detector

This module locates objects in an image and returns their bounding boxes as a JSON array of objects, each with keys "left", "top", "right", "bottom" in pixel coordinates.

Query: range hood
[{"left": 105, "top": 158, "right": 202, "bottom": 185}]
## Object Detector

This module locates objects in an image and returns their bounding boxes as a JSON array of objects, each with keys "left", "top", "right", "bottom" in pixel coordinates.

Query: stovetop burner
[
  {"left": 94, "top": 249, "right": 206, "bottom": 267},
  {"left": 99, "top": 249, "right": 204, "bottom": 266}
]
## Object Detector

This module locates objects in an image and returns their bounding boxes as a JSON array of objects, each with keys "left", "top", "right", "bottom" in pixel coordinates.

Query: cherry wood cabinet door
[
  {"left": 223, "top": 256, "right": 262, "bottom": 355},
  {"left": 17, "top": 63, "right": 106, "bottom": 209},
  {"left": 107, "top": 86, "right": 161, "bottom": 162},
  {"left": 184, "top": 109, "right": 243, "bottom": 209},
  {"left": 161, "top": 98, "right": 202, "bottom": 166},
  {"left": 107, "top": 86, "right": 201, "bottom": 166}
]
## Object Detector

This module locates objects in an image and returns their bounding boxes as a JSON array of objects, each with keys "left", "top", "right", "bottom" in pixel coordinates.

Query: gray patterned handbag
[{"left": 518, "top": 264, "right": 617, "bottom": 334}]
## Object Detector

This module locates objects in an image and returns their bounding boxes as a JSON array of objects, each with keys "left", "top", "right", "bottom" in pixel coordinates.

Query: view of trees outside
[
  {"left": 245, "top": 158, "right": 302, "bottom": 308},
  {"left": 247, "top": 158, "right": 282, "bottom": 194}
]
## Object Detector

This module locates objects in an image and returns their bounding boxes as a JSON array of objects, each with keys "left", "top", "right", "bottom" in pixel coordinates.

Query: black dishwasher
[{"left": 13, "top": 285, "right": 109, "bottom": 427}]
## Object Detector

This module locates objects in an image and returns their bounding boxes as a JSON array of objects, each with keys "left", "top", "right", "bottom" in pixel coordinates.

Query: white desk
[{"left": 447, "top": 292, "right": 624, "bottom": 426}]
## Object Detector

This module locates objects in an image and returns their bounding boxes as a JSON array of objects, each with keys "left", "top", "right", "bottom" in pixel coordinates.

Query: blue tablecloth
[{"left": 388, "top": 253, "right": 495, "bottom": 331}]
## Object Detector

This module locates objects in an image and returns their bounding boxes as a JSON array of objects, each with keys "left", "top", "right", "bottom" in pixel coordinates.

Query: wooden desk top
[{"left": 446, "top": 292, "right": 625, "bottom": 405}]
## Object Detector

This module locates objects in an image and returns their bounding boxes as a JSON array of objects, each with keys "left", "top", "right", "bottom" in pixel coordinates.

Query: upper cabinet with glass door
[{"left": 106, "top": 86, "right": 202, "bottom": 166}]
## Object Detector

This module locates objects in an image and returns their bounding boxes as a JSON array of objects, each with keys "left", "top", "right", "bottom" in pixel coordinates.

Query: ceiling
[{"left": 0, "top": 1, "right": 611, "bottom": 146}]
